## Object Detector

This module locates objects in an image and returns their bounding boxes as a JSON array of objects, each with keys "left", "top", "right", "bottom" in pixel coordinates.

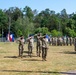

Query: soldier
[
  {"left": 17, "top": 35, "right": 25, "bottom": 58},
  {"left": 54, "top": 37, "right": 57, "bottom": 46},
  {"left": 59, "top": 37, "right": 63, "bottom": 46},
  {"left": 66, "top": 37, "right": 69, "bottom": 46},
  {"left": 36, "top": 33, "right": 42, "bottom": 57},
  {"left": 69, "top": 37, "right": 73, "bottom": 46},
  {"left": 57, "top": 37, "right": 60, "bottom": 46},
  {"left": 52, "top": 37, "right": 55, "bottom": 46},
  {"left": 74, "top": 37, "right": 76, "bottom": 51},
  {"left": 42, "top": 36, "right": 49, "bottom": 61},
  {"left": 63, "top": 36, "right": 66, "bottom": 46},
  {"left": 27, "top": 36, "right": 34, "bottom": 57},
  {"left": 49, "top": 37, "right": 52, "bottom": 46}
]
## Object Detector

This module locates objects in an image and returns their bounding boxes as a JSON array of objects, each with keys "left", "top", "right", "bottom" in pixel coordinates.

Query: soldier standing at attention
[
  {"left": 42, "top": 36, "right": 49, "bottom": 61},
  {"left": 69, "top": 37, "right": 73, "bottom": 46}
]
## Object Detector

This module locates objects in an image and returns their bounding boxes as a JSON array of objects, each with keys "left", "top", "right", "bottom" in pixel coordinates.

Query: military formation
[
  {"left": 17, "top": 34, "right": 76, "bottom": 61},
  {"left": 49, "top": 37, "right": 74, "bottom": 46}
]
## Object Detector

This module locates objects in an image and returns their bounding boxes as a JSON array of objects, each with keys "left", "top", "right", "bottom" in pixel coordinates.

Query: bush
[
  {"left": 51, "top": 30, "right": 63, "bottom": 37},
  {"left": 35, "top": 27, "right": 51, "bottom": 35},
  {"left": 65, "top": 27, "right": 76, "bottom": 37}
]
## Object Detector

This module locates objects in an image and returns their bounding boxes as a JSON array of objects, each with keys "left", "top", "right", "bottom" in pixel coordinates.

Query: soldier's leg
[
  {"left": 42, "top": 49, "right": 43, "bottom": 60},
  {"left": 30, "top": 46, "right": 33, "bottom": 57},
  {"left": 28, "top": 45, "right": 30, "bottom": 56},
  {"left": 70, "top": 42, "right": 72, "bottom": 46},
  {"left": 21, "top": 45, "right": 24, "bottom": 57},
  {"left": 28, "top": 46, "right": 32, "bottom": 57},
  {"left": 18, "top": 45, "right": 20, "bottom": 56},
  {"left": 75, "top": 46, "right": 76, "bottom": 51},
  {"left": 39, "top": 46, "right": 41, "bottom": 57},
  {"left": 31, "top": 46, "right": 33, "bottom": 53},
  {"left": 66, "top": 41, "right": 69, "bottom": 46},
  {"left": 45, "top": 48, "right": 47, "bottom": 57},
  {"left": 37, "top": 46, "right": 41, "bottom": 57},
  {"left": 29, "top": 46, "right": 31, "bottom": 57},
  {"left": 44, "top": 48, "right": 47, "bottom": 61},
  {"left": 42, "top": 47, "right": 45, "bottom": 60},
  {"left": 36, "top": 45, "right": 39, "bottom": 56}
]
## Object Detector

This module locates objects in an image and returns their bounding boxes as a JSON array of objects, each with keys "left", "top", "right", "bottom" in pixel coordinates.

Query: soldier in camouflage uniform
[
  {"left": 36, "top": 33, "right": 42, "bottom": 57},
  {"left": 17, "top": 35, "right": 25, "bottom": 58},
  {"left": 63, "top": 37, "right": 66, "bottom": 46},
  {"left": 42, "top": 36, "right": 49, "bottom": 61},
  {"left": 69, "top": 37, "right": 73, "bottom": 46},
  {"left": 66, "top": 37, "right": 69, "bottom": 46},
  {"left": 27, "top": 36, "right": 34, "bottom": 57},
  {"left": 59, "top": 37, "right": 63, "bottom": 46}
]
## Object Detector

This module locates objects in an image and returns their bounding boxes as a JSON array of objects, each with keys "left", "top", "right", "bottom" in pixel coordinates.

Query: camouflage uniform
[
  {"left": 63, "top": 37, "right": 66, "bottom": 46},
  {"left": 28, "top": 37, "right": 34, "bottom": 57},
  {"left": 69, "top": 37, "right": 73, "bottom": 46},
  {"left": 57, "top": 37, "right": 60, "bottom": 46},
  {"left": 42, "top": 36, "right": 49, "bottom": 61},
  {"left": 36, "top": 35, "right": 42, "bottom": 57},
  {"left": 66, "top": 37, "right": 69, "bottom": 46},
  {"left": 59, "top": 37, "right": 63, "bottom": 46},
  {"left": 18, "top": 36, "right": 25, "bottom": 57}
]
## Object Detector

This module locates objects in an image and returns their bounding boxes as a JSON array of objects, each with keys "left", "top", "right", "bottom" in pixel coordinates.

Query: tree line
[{"left": 0, "top": 6, "right": 76, "bottom": 38}]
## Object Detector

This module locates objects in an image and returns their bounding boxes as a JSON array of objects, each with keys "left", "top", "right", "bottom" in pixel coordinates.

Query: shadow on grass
[
  {"left": 4, "top": 54, "right": 38, "bottom": 59},
  {"left": 62, "top": 51, "right": 76, "bottom": 54},
  {"left": 22, "top": 58, "right": 42, "bottom": 61},
  {"left": 4, "top": 56, "right": 18, "bottom": 58},
  {"left": 23, "top": 51, "right": 29, "bottom": 54},
  {"left": 0, "top": 70, "right": 76, "bottom": 75}
]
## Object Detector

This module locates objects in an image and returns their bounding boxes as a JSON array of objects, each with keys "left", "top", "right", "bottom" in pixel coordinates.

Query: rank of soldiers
[{"left": 17, "top": 34, "right": 76, "bottom": 61}]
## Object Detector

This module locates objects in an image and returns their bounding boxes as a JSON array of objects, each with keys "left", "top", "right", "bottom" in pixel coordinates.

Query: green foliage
[
  {"left": 35, "top": 27, "right": 42, "bottom": 33},
  {"left": 51, "top": 30, "right": 62, "bottom": 37},
  {"left": 35, "top": 27, "right": 50, "bottom": 35},
  {"left": 23, "top": 6, "right": 34, "bottom": 22},
  {"left": 0, "top": 7, "right": 76, "bottom": 37},
  {"left": 17, "top": 29, "right": 23, "bottom": 37},
  {"left": 65, "top": 28, "right": 76, "bottom": 37},
  {"left": 41, "top": 27, "right": 50, "bottom": 35},
  {"left": 0, "top": 9, "right": 8, "bottom": 35}
]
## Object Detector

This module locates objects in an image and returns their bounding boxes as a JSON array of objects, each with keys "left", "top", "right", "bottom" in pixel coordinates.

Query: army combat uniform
[
  {"left": 27, "top": 36, "right": 34, "bottom": 57},
  {"left": 42, "top": 36, "right": 49, "bottom": 61},
  {"left": 18, "top": 36, "right": 25, "bottom": 57},
  {"left": 36, "top": 35, "right": 42, "bottom": 57}
]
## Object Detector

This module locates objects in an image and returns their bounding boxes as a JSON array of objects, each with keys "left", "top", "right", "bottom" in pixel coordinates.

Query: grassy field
[{"left": 0, "top": 42, "right": 76, "bottom": 75}]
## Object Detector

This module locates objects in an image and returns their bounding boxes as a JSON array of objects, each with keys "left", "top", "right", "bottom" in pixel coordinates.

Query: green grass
[{"left": 0, "top": 42, "right": 76, "bottom": 75}]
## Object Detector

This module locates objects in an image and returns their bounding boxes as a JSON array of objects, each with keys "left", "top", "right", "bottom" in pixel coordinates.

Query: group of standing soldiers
[
  {"left": 17, "top": 33, "right": 49, "bottom": 61},
  {"left": 17, "top": 34, "right": 76, "bottom": 60},
  {"left": 27, "top": 33, "right": 49, "bottom": 61},
  {"left": 49, "top": 37, "right": 75, "bottom": 46}
]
